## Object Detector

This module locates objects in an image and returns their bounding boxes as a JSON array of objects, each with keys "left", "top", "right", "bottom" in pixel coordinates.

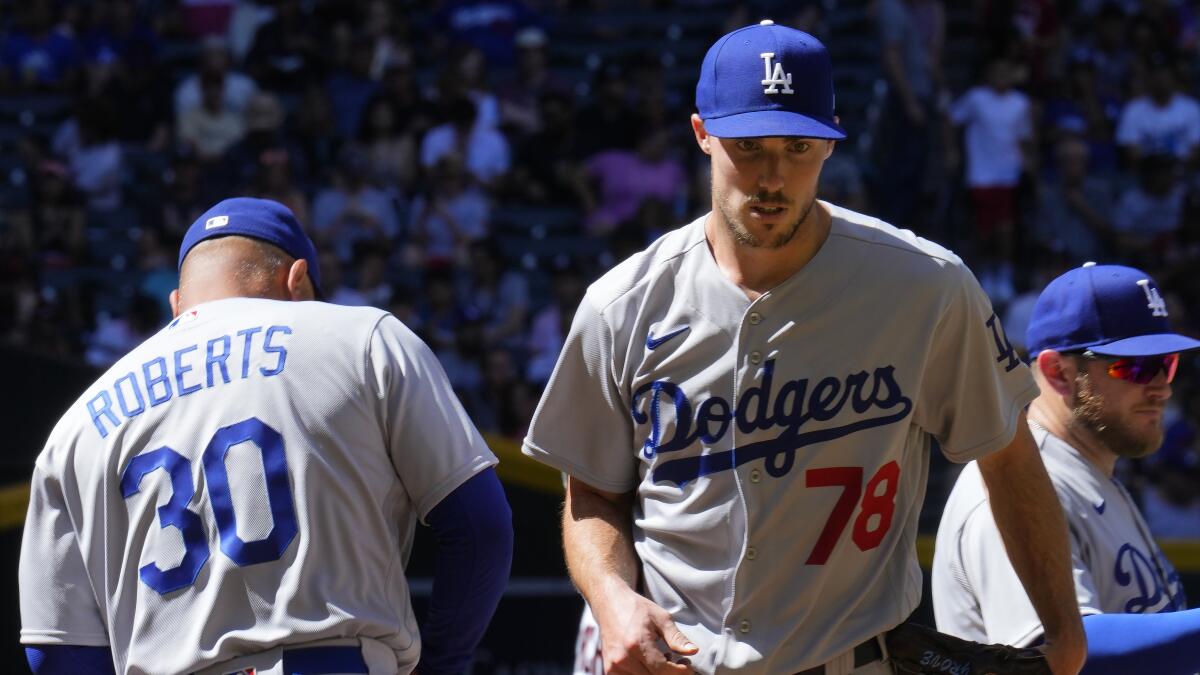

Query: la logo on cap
[
  {"left": 1137, "top": 279, "right": 1168, "bottom": 317},
  {"left": 205, "top": 215, "right": 229, "bottom": 230},
  {"left": 757, "top": 19, "right": 794, "bottom": 95},
  {"left": 760, "top": 52, "right": 793, "bottom": 94}
]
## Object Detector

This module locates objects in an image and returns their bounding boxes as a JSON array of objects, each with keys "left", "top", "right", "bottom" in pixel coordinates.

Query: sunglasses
[{"left": 1073, "top": 351, "right": 1180, "bottom": 385}]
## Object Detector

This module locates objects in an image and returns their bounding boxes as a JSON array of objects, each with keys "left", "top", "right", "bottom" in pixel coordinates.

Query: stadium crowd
[{"left": 1, "top": 0, "right": 1199, "bottom": 536}]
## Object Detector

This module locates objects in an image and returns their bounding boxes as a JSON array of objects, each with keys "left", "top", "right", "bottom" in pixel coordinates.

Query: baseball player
[
  {"left": 18, "top": 198, "right": 513, "bottom": 675},
  {"left": 525, "top": 20, "right": 1086, "bottom": 675},
  {"left": 933, "top": 263, "right": 1200, "bottom": 674}
]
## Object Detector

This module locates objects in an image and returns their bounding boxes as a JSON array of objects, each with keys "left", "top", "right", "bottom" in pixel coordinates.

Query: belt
[
  {"left": 281, "top": 645, "right": 368, "bottom": 675},
  {"left": 205, "top": 645, "right": 369, "bottom": 675},
  {"left": 794, "top": 637, "right": 883, "bottom": 675}
]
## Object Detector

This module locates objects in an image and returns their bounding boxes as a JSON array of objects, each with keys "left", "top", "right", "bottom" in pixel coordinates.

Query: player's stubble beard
[
  {"left": 1070, "top": 371, "right": 1164, "bottom": 459},
  {"left": 714, "top": 183, "right": 817, "bottom": 250}
]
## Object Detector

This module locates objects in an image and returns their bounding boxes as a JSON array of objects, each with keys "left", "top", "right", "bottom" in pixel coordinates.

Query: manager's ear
[
  {"left": 1036, "top": 350, "right": 1075, "bottom": 396},
  {"left": 691, "top": 114, "right": 712, "bottom": 155},
  {"left": 169, "top": 289, "right": 181, "bottom": 318},
  {"left": 286, "top": 259, "right": 315, "bottom": 301}
]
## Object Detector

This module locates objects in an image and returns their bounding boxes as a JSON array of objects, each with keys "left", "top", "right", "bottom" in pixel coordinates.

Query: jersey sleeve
[
  {"left": 957, "top": 495, "right": 1101, "bottom": 647},
  {"left": 522, "top": 295, "right": 638, "bottom": 494},
  {"left": 368, "top": 315, "right": 497, "bottom": 522},
  {"left": 914, "top": 263, "right": 1038, "bottom": 462},
  {"left": 19, "top": 464, "right": 109, "bottom": 647}
]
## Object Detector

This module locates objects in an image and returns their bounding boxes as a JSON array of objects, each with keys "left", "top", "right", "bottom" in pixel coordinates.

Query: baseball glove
[{"left": 884, "top": 621, "right": 1052, "bottom": 675}]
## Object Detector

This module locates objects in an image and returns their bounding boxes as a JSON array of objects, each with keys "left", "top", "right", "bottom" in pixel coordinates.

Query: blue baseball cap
[
  {"left": 696, "top": 20, "right": 846, "bottom": 140},
  {"left": 179, "top": 197, "right": 321, "bottom": 294},
  {"left": 1026, "top": 263, "right": 1200, "bottom": 357}
]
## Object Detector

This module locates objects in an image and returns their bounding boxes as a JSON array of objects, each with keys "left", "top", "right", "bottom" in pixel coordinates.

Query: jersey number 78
[
  {"left": 120, "top": 417, "right": 298, "bottom": 595},
  {"left": 805, "top": 461, "right": 900, "bottom": 565}
]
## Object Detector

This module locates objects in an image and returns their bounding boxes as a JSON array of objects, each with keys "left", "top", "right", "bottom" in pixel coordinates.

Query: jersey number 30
[{"left": 120, "top": 417, "right": 298, "bottom": 595}]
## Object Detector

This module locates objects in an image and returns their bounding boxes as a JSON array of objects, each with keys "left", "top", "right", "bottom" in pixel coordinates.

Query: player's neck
[
  {"left": 1028, "top": 397, "right": 1119, "bottom": 476},
  {"left": 704, "top": 201, "right": 832, "bottom": 300},
  {"left": 174, "top": 279, "right": 282, "bottom": 315}
]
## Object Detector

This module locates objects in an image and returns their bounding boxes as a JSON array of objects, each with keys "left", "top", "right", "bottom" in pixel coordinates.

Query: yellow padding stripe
[
  {"left": 486, "top": 433, "right": 564, "bottom": 495},
  {"left": 0, "top": 482, "right": 30, "bottom": 531},
  {"left": 916, "top": 534, "right": 935, "bottom": 567}
]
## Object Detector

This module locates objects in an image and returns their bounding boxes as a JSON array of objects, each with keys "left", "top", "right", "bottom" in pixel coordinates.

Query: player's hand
[{"left": 593, "top": 583, "right": 698, "bottom": 674}]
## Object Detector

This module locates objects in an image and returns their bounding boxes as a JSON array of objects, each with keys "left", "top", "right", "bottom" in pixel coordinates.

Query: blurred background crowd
[{"left": 1, "top": 0, "right": 1200, "bottom": 539}]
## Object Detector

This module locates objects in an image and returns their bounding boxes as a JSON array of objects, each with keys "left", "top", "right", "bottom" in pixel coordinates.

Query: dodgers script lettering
[
  {"left": 631, "top": 359, "right": 913, "bottom": 486},
  {"left": 1114, "top": 543, "right": 1186, "bottom": 613}
]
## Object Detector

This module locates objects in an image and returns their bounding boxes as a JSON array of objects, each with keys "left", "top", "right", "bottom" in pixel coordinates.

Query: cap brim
[
  {"left": 1088, "top": 333, "right": 1200, "bottom": 357},
  {"left": 702, "top": 110, "right": 847, "bottom": 140}
]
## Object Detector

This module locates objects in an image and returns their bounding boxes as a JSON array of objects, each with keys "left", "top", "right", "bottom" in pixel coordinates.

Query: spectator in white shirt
[
  {"left": 1111, "top": 153, "right": 1186, "bottom": 262},
  {"left": 177, "top": 70, "right": 246, "bottom": 160},
  {"left": 420, "top": 97, "right": 510, "bottom": 187},
  {"left": 173, "top": 35, "right": 258, "bottom": 117},
  {"left": 1115, "top": 54, "right": 1200, "bottom": 164},
  {"left": 1032, "top": 136, "right": 1113, "bottom": 262},
  {"left": 311, "top": 147, "right": 400, "bottom": 263},
  {"left": 408, "top": 154, "right": 491, "bottom": 267},
  {"left": 52, "top": 98, "right": 125, "bottom": 212},
  {"left": 950, "top": 56, "right": 1033, "bottom": 301}
]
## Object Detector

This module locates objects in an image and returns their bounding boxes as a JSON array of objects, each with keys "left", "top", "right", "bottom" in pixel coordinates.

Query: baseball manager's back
[{"left": 19, "top": 198, "right": 510, "bottom": 675}]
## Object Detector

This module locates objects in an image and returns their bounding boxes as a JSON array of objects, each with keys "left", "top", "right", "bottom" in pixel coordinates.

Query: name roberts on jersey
[{"left": 86, "top": 318, "right": 292, "bottom": 439}]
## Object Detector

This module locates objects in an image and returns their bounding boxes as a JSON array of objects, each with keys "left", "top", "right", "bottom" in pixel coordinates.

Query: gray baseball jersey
[
  {"left": 522, "top": 203, "right": 1038, "bottom": 673},
  {"left": 19, "top": 297, "right": 496, "bottom": 675},
  {"left": 932, "top": 420, "right": 1187, "bottom": 646}
]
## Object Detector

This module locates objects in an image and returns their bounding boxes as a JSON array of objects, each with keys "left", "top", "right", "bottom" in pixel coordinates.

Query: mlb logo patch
[
  {"left": 206, "top": 215, "right": 229, "bottom": 229},
  {"left": 169, "top": 309, "right": 199, "bottom": 329}
]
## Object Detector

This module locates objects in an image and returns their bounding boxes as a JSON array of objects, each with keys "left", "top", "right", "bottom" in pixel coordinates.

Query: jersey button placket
[{"left": 734, "top": 304, "right": 765, "bottom": 645}]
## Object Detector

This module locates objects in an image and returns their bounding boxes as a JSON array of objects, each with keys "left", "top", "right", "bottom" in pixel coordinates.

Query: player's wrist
[
  {"left": 1042, "top": 629, "right": 1087, "bottom": 675},
  {"left": 589, "top": 575, "right": 639, "bottom": 609},
  {"left": 587, "top": 578, "right": 649, "bottom": 629}
]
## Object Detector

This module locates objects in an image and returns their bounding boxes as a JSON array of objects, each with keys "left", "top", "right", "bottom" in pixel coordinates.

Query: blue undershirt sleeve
[
  {"left": 1081, "top": 609, "right": 1200, "bottom": 675},
  {"left": 418, "top": 467, "right": 514, "bottom": 675},
  {"left": 26, "top": 645, "right": 116, "bottom": 675}
]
